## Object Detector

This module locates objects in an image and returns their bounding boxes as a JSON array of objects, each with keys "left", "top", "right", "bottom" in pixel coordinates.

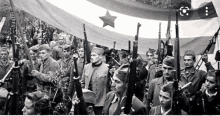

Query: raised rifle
[
  {"left": 124, "top": 23, "right": 141, "bottom": 114},
  {"left": 195, "top": 26, "right": 220, "bottom": 70},
  {"left": 3, "top": 11, "right": 20, "bottom": 115},
  {"left": 72, "top": 53, "right": 88, "bottom": 115},
  {"left": 165, "top": 10, "right": 173, "bottom": 57},
  {"left": 83, "top": 24, "right": 91, "bottom": 68},
  {"left": 215, "top": 50, "right": 220, "bottom": 113},
  {"left": 171, "top": 10, "right": 181, "bottom": 115}
]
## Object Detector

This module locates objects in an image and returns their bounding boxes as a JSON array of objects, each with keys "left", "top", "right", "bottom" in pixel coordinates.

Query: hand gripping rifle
[
  {"left": 3, "top": 11, "right": 20, "bottom": 115},
  {"left": 171, "top": 10, "right": 181, "bottom": 115},
  {"left": 195, "top": 26, "right": 220, "bottom": 70},
  {"left": 123, "top": 23, "right": 141, "bottom": 114}
]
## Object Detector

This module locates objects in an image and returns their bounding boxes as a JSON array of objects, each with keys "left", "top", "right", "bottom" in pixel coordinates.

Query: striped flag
[{"left": 10, "top": 0, "right": 220, "bottom": 55}]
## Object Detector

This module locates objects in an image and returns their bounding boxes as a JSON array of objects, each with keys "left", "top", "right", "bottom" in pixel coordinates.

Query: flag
[{"left": 9, "top": 0, "right": 220, "bottom": 55}]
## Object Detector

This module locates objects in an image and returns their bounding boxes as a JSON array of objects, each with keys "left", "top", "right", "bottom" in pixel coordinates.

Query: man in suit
[
  {"left": 80, "top": 47, "right": 109, "bottom": 115},
  {"left": 149, "top": 82, "right": 187, "bottom": 115},
  {"left": 31, "top": 44, "right": 60, "bottom": 101},
  {"left": 102, "top": 64, "right": 147, "bottom": 115}
]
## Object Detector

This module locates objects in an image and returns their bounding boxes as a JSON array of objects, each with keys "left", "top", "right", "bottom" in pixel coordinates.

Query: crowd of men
[{"left": 0, "top": 23, "right": 220, "bottom": 115}]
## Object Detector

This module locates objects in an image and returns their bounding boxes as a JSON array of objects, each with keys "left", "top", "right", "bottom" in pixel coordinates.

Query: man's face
[
  {"left": 205, "top": 76, "right": 217, "bottom": 91},
  {"left": 39, "top": 50, "right": 50, "bottom": 61},
  {"left": 162, "top": 63, "right": 174, "bottom": 81},
  {"left": 58, "top": 37, "right": 64, "bottom": 45},
  {"left": 37, "top": 38, "right": 43, "bottom": 44},
  {"left": 152, "top": 54, "right": 158, "bottom": 64},
  {"left": 63, "top": 50, "right": 71, "bottom": 58},
  {"left": 111, "top": 75, "right": 126, "bottom": 95},
  {"left": 159, "top": 90, "right": 171, "bottom": 109},
  {"left": 78, "top": 48, "right": 84, "bottom": 58},
  {"left": 147, "top": 52, "right": 154, "bottom": 61},
  {"left": 22, "top": 97, "right": 38, "bottom": 115},
  {"left": 53, "top": 34, "right": 58, "bottom": 41},
  {"left": 91, "top": 52, "right": 100, "bottom": 63},
  {"left": 184, "top": 55, "right": 195, "bottom": 68},
  {"left": 30, "top": 50, "right": 37, "bottom": 60},
  {"left": 0, "top": 51, "right": 9, "bottom": 61}
]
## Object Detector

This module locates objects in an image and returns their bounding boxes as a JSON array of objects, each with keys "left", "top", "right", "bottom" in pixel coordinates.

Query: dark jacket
[
  {"left": 0, "top": 60, "right": 14, "bottom": 89},
  {"left": 189, "top": 90, "right": 220, "bottom": 115},
  {"left": 102, "top": 91, "right": 147, "bottom": 115},
  {"left": 149, "top": 105, "right": 187, "bottom": 115}
]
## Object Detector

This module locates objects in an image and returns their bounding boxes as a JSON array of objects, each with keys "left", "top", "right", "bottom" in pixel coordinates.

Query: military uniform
[
  {"left": 189, "top": 90, "right": 220, "bottom": 115},
  {"left": 80, "top": 47, "right": 109, "bottom": 115},
  {"left": 52, "top": 45, "right": 64, "bottom": 61},
  {"left": 102, "top": 91, "right": 147, "bottom": 115},
  {"left": 0, "top": 59, "right": 14, "bottom": 90}
]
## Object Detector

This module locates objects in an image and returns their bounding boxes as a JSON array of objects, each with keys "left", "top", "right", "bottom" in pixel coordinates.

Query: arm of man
[{"left": 33, "top": 61, "right": 60, "bottom": 82}]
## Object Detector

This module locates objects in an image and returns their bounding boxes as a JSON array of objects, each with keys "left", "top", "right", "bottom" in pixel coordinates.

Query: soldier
[
  {"left": 189, "top": 70, "right": 220, "bottom": 115},
  {"left": 31, "top": 44, "right": 60, "bottom": 102},
  {"left": 52, "top": 36, "right": 65, "bottom": 60},
  {"left": 58, "top": 45, "right": 73, "bottom": 72},
  {"left": 80, "top": 47, "right": 108, "bottom": 115},
  {"left": 102, "top": 64, "right": 147, "bottom": 115},
  {"left": 29, "top": 35, "right": 43, "bottom": 50},
  {"left": 180, "top": 50, "right": 214, "bottom": 99},
  {"left": 146, "top": 56, "right": 189, "bottom": 114},
  {"left": 0, "top": 46, "right": 14, "bottom": 91},
  {"left": 20, "top": 47, "right": 41, "bottom": 92},
  {"left": 22, "top": 91, "right": 52, "bottom": 115},
  {"left": 149, "top": 82, "right": 188, "bottom": 115}
]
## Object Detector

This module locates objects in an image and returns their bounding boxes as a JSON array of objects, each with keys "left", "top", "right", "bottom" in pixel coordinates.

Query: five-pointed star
[{"left": 99, "top": 10, "right": 117, "bottom": 28}]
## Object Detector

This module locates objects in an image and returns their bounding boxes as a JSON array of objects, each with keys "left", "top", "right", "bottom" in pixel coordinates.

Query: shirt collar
[
  {"left": 205, "top": 89, "right": 217, "bottom": 97},
  {"left": 184, "top": 67, "right": 195, "bottom": 74},
  {"left": 161, "top": 107, "right": 171, "bottom": 115}
]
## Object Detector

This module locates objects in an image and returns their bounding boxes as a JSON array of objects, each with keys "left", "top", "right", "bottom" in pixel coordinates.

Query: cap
[
  {"left": 163, "top": 56, "right": 174, "bottom": 67},
  {"left": 63, "top": 45, "right": 71, "bottom": 51},
  {"left": 29, "top": 47, "right": 38, "bottom": 53},
  {"left": 39, "top": 44, "right": 51, "bottom": 51},
  {"left": 114, "top": 64, "right": 130, "bottom": 83},
  {"left": 146, "top": 48, "right": 156, "bottom": 54},
  {"left": 184, "top": 50, "right": 195, "bottom": 57},
  {"left": 26, "top": 91, "right": 49, "bottom": 101},
  {"left": 82, "top": 89, "right": 96, "bottom": 104},
  {"left": 92, "top": 47, "right": 104, "bottom": 55},
  {"left": 1, "top": 44, "right": 9, "bottom": 53}
]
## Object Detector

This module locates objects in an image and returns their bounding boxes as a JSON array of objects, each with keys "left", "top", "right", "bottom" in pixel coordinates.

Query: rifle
[
  {"left": 215, "top": 50, "right": 220, "bottom": 113},
  {"left": 83, "top": 24, "right": 91, "bottom": 68},
  {"left": 165, "top": 10, "right": 173, "bottom": 57},
  {"left": 73, "top": 54, "right": 88, "bottom": 115},
  {"left": 195, "top": 26, "right": 220, "bottom": 70},
  {"left": 158, "top": 23, "right": 162, "bottom": 65},
  {"left": 124, "top": 23, "right": 141, "bottom": 114},
  {"left": 4, "top": 11, "right": 20, "bottom": 115},
  {"left": 171, "top": 10, "right": 181, "bottom": 115}
]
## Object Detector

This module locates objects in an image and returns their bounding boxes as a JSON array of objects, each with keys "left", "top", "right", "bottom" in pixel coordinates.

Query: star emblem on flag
[{"left": 99, "top": 10, "right": 117, "bottom": 28}]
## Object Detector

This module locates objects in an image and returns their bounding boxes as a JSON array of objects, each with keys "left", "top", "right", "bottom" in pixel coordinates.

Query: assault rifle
[
  {"left": 83, "top": 24, "right": 91, "bottom": 68},
  {"left": 171, "top": 10, "right": 181, "bottom": 115},
  {"left": 124, "top": 23, "right": 141, "bottom": 114}
]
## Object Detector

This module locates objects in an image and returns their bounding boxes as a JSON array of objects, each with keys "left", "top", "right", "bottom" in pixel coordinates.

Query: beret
[
  {"left": 163, "top": 56, "right": 174, "bottom": 67},
  {"left": 82, "top": 89, "right": 96, "bottom": 104},
  {"left": 184, "top": 50, "right": 195, "bottom": 57},
  {"left": 92, "top": 47, "right": 104, "bottom": 55},
  {"left": 38, "top": 44, "right": 51, "bottom": 51},
  {"left": 147, "top": 48, "right": 156, "bottom": 54}
]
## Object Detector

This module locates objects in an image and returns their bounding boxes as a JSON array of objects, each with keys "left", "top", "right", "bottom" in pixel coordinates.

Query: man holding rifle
[
  {"left": 146, "top": 56, "right": 189, "bottom": 114},
  {"left": 180, "top": 50, "right": 214, "bottom": 100},
  {"left": 102, "top": 64, "right": 146, "bottom": 115}
]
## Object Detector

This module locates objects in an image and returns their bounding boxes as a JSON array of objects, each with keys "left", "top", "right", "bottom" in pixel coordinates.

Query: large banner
[{"left": 9, "top": 0, "right": 220, "bottom": 55}]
